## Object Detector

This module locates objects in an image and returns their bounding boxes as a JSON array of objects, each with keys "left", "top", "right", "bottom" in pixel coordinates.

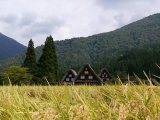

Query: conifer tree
[
  {"left": 37, "top": 36, "right": 58, "bottom": 84},
  {"left": 23, "top": 39, "right": 36, "bottom": 74}
]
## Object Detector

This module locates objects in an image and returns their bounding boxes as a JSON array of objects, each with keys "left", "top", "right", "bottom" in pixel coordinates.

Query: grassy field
[{"left": 0, "top": 85, "right": 160, "bottom": 120}]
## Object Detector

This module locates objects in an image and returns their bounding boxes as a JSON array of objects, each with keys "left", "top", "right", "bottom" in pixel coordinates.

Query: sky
[{"left": 0, "top": 0, "right": 160, "bottom": 46}]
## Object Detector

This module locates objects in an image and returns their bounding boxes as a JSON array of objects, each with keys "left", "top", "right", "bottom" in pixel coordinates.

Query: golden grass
[{"left": 0, "top": 85, "right": 160, "bottom": 120}]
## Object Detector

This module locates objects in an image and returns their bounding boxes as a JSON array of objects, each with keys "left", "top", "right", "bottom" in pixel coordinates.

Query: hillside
[
  {"left": 0, "top": 33, "right": 26, "bottom": 59},
  {"left": 1, "top": 13, "right": 160, "bottom": 77},
  {"left": 111, "top": 44, "right": 160, "bottom": 78}
]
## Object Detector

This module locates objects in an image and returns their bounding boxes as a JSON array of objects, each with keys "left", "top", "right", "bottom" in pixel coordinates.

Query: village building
[
  {"left": 99, "top": 69, "right": 112, "bottom": 83},
  {"left": 62, "top": 69, "right": 77, "bottom": 85},
  {"left": 74, "top": 64, "right": 102, "bottom": 85}
]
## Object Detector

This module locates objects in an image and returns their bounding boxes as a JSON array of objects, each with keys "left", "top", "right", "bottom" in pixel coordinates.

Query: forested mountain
[
  {"left": 1, "top": 13, "right": 160, "bottom": 78},
  {"left": 111, "top": 44, "right": 160, "bottom": 78},
  {"left": 0, "top": 33, "right": 26, "bottom": 59}
]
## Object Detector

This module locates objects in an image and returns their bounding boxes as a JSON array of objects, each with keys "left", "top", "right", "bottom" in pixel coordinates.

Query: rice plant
[{"left": 0, "top": 83, "right": 159, "bottom": 120}]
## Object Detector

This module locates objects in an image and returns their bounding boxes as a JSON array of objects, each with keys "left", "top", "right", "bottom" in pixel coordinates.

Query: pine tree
[
  {"left": 37, "top": 36, "right": 58, "bottom": 84},
  {"left": 23, "top": 39, "right": 36, "bottom": 74}
]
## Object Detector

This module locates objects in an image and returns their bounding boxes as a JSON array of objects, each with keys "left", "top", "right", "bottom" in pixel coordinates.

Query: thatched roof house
[
  {"left": 99, "top": 69, "right": 112, "bottom": 83},
  {"left": 75, "top": 64, "right": 102, "bottom": 85},
  {"left": 62, "top": 69, "right": 77, "bottom": 85}
]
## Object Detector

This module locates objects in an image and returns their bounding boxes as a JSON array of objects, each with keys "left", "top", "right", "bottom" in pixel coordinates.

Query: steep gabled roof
[
  {"left": 99, "top": 68, "right": 112, "bottom": 78},
  {"left": 62, "top": 69, "right": 77, "bottom": 82},
  {"left": 75, "top": 64, "right": 102, "bottom": 84}
]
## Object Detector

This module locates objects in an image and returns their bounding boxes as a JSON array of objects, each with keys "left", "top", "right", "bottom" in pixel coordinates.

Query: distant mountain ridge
[
  {"left": 0, "top": 13, "right": 160, "bottom": 77},
  {"left": 0, "top": 33, "right": 26, "bottom": 59}
]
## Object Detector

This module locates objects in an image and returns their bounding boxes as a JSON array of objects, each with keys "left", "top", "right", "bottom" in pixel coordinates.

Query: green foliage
[
  {"left": 0, "top": 73, "right": 4, "bottom": 85},
  {"left": 23, "top": 39, "right": 36, "bottom": 74},
  {"left": 0, "top": 66, "right": 32, "bottom": 85},
  {"left": 0, "top": 53, "right": 26, "bottom": 72},
  {"left": 111, "top": 44, "right": 160, "bottom": 78},
  {"left": 36, "top": 36, "right": 58, "bottom": 84}
]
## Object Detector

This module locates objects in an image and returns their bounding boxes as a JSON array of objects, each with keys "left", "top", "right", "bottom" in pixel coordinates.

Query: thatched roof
[
  {"left": 62, "top": 69, "right": 77, "bottom": 82},
  {"left": 75, "top": 64, "right": 102, "bottom": 84},
  {"left": 99, "top": 68, "right": 112, "bottom": 78}
]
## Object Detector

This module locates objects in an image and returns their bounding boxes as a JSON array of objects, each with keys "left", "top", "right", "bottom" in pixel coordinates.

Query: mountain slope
[
  {"left": 1, "top": 13, "right": 160, "bottom": 77},
  {"left": 55, "top": 13, "right": 160, "bottom": 75},
  {"left": 0, "top": 33, "right": 26, "bottom": 59}
]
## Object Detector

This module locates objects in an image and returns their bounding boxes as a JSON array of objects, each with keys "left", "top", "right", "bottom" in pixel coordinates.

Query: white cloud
[{"left": 0, "top": 0, "right": 160, "bottom": 46}]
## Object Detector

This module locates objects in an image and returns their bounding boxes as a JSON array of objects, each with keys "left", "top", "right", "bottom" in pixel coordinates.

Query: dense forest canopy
[{"left": 109, "top": 44, "right": 160, "bottom": 77}]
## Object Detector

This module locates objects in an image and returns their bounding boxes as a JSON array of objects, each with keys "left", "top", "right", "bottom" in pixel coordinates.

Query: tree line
[
  {"left": 0, "top": 36, "right": 58, "bottom": 85},
  {"left": 109, "top": 45, "right": 160, "bottom": 78},
  {"left": 1, "top": 37, "right": 160, "bottom": 85}
]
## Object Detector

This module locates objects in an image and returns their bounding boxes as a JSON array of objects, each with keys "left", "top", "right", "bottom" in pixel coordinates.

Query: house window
[
  {"left": 71, "top": 78, "right": 74, "bottom": 82},
  {"left": 84, "top": 71, "right": 89, "bottom": 75},
  {"left": 69, "top": 74, "right": 72, "bottom": 77},
  {"left": 66, "top": 78, "right": 70, "bottom": 81},
  {"left": 80, "top": 76, "right": 85, "bottom": 79},
  {"left": 88, "top": 76, "right": 93, "bottom": 79}
]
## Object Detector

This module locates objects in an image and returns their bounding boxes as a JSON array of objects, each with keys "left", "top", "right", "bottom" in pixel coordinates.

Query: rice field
[{"left": 0, "top": 85, "right": 160, "bottom": 120}]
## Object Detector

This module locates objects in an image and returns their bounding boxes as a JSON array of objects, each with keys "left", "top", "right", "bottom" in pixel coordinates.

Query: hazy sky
[{"left": 0, "top": 0, "right": 160, "bottom": 46}]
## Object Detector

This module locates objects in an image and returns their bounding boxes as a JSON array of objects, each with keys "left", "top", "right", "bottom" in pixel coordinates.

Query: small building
[
  {"left": 75, "top": 64, "right": 102, "bottom": 85},
  {"left": 62, "top": 69, "right": 77, "bottom": 85},
  {"left": 99, "top": 69, "right": 112, "bottom": 83}
]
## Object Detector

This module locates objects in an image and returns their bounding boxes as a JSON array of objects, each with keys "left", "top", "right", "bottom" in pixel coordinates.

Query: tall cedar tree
[
  {"left": 23, "top": 39, "right": 36, "bottom": 73},
  {"left": 37, "top": 36, "right": 58, "bottom": 84}
]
